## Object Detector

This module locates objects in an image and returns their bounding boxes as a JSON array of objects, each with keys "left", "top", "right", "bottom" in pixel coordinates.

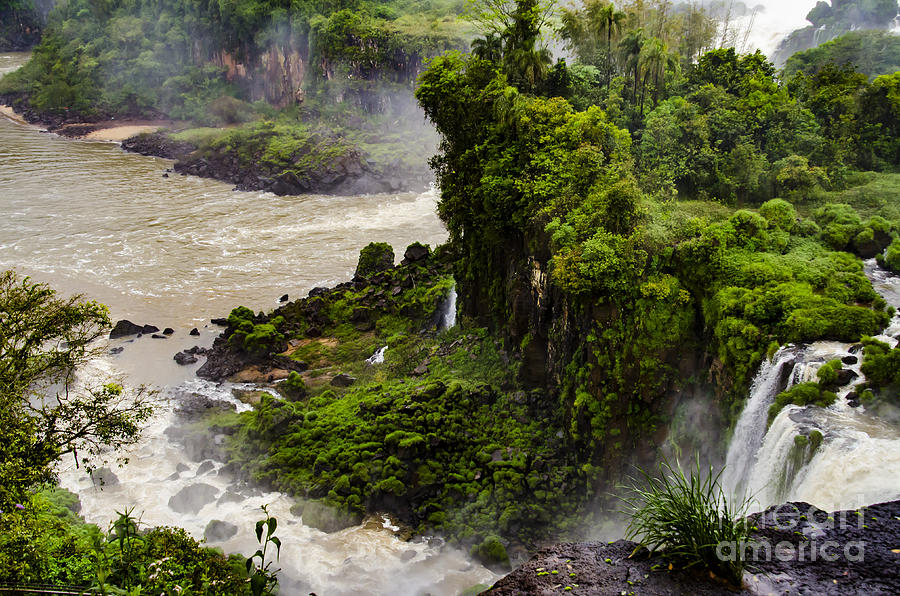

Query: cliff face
[
  {"left": 0, "top": 0, "right": 52, "bottom": 51},
  {"left": 215, "top": 41, "right": 308, "bottom": 108},
  {"left": 454, "top": 227, "right": 721, "bottom": 493}
]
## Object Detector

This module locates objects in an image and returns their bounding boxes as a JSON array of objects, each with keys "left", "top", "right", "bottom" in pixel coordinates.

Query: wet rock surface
[
  {"left": 204, "top": 519, "right": 238, "bottom": 542},
  {"left": 485, "top": 500, "right": 900, "bottom": 595},
  {"left": 121, "top": 131, "right": 196, "bottom": 160},
  {"left": 168, "top": 483, "right": 219, "bottom": 515}
]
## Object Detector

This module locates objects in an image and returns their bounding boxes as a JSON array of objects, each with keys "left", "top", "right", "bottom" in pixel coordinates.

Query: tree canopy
[{"left": 0, "top": 271, "right": 154, "bottom": 510}]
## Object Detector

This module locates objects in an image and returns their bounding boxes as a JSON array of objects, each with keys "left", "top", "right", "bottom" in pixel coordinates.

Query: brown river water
[{"left": 1, "top": 52, "right": 496, "bottom": 594}]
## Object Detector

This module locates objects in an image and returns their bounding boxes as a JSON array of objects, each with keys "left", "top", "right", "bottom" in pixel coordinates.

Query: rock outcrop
[{"left": 484, "top": 500, "right": 900, "bottom": 595}]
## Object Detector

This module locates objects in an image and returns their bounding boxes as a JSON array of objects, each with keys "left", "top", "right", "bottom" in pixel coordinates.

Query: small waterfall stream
[
  {"left": 724, "top": 261, "right": 900, "bottom": 513},
  {"left": 438, "top": 286, "right": 457, "bottom": 330}
]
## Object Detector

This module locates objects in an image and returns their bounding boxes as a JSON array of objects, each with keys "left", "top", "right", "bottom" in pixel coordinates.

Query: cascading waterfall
[
  {"left": 721, "top": 346, "right": 798, "bottom": 500},
  {"left": 438, "top": 286, "right": 457, "bottom": 330},
  {"left": 366, "top": 345, "right": 387, "bottom": 365},
  {"left": 724, "top": 262, "right": 900, "bottom": 513}
]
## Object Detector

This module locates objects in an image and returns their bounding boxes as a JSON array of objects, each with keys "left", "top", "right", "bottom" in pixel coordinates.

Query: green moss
[
  {"left": 355, "top": 242, "right": 395, "bottom": 277},
  {"left": 769, "top": 382, "right": 838, "bottom": 425},
  {"left": 471, "top": 535, "right": 510, "bottom": 569}
]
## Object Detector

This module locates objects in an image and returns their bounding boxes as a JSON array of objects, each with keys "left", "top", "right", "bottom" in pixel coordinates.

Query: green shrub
[
  {"left": 759, "top": 198, "right": 797, "bottom": 232},
  {"left": 471, "top": 534, "right": 510, "bottom": 569},
  {"left": 281, "top": 371, "right": 307, "bottom": 400},
  {"left": 769, "top": 382, "right": 837, "bottom": 424}
]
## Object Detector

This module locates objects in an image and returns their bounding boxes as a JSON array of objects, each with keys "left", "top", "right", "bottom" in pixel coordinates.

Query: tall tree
[{"left": 0, "top": 271, "right": 155, "bottom": 509}]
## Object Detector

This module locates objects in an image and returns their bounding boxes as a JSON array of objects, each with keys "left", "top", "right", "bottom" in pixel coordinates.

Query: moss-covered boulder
[{"left": 355, "top": 242, "right": 395, "bottom": 278}]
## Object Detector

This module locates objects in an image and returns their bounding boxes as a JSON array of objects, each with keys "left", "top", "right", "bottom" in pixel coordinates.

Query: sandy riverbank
[
  {"left": 0, "top": 104, "right": 26, "bottom": 124},
  {"left": 0, "top": 103, "right": 172, "bottom": 140},
  {"left": 83, "top": 123, "right": 168, "bottom": 141}
]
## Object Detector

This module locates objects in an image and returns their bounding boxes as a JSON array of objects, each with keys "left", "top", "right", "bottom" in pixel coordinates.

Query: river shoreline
[
  {"left": 0, "top": 93, "right": 435, "bottom": 195},
  {"left": 0, "top": 102, "right": 176, "bottom": 141}
]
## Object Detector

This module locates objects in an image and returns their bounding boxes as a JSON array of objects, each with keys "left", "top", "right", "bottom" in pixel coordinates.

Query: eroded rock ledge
[{"left": 484, "top": 500, "right": 900, "bottom": 595}]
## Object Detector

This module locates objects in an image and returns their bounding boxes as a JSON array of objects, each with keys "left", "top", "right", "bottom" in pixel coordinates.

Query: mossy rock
[
  {"left": 356, "top": 242, "right": 395, "bottom": 277},
  {"left": 472, "top": 534, "right": 511, "bottom": 570}
]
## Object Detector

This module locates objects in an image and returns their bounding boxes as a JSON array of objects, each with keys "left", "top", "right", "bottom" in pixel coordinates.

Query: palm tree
[
  {"left": 639, "top": 36, "right": 666, "bottom": 115},
  {"left": 619, "top": 27, "right": 645, "bottom": 105},
  {"left": 594, "top": 2, "right": 626, "bottom": 92},
  {"left": 471, "top": 33, "right": 503, "bottom": 63}
]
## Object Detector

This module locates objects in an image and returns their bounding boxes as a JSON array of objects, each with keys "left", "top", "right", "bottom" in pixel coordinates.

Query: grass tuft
[{"left": 620, "top": 459, "right": 753, "bottom": 587}]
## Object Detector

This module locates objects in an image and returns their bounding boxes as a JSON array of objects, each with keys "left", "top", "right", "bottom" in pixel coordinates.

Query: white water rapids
[
  {"left": 723, "top": 260, "right": 900, "bottom": 514},
  {"left": 1, "top": 52, "right": 496, "bottom": 594}
]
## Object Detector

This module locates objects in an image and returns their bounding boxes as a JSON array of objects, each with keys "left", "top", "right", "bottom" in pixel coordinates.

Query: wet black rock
[
  {"left": 121, "top": 131, "right": 196, "bottom": 160},
  {"left": 280, "top": 294, "right": 289, "bottom": 302},
  {"left": 211, "top": 318, "right": 228, "bottom": 326},
  {"left": 108, "top": 347, "right": 124, "bottom": 355},
  {"left": 835, "top": 368, "right": 859, "bottom": 386},
  {"left": 170, "top": 389, "right": 237, "bottom": 420},
  {"left": 190, "top": 328, "right": 200, "bottom": 336},
  {"left": 163, "top": 327, "right": 174, "bottom": 335},
  {"left": 331, "top": 373, "right": 356, "bottom": 387},
  {"left": 401, "top": 242, "right": 430, "bottom": 264},
  {"left": 142, "top": 324, "right": 160, "bottom": 333},
  {"left": 110, "top": 319, "right": 144, "bottom": 338},
  {"left": 270, "top": 354, "right": 308, "bottom": 373},
  {"left": 842, "top": 355, "right": 858, "bottom": 365},
  {"left": 174, "top": 351, "right": 198, "bottom": 365},
  {"left": 168, "top": 483, "right": 218, "bottom": 515},
  {"left": 204, "top": 519, "right": 238, "bottom": 542},
  {"left": 196, "top": 336, "right": 254, "bottom": 381},
  {"left": 151, "top": 333, "right": 167, "bottom": 339},
  {"left": 486, "top": 500, "right": 900, "bottom": 595},
  {"left": 196, "top": 460, "right": 215, "bottom": 476},
  {"left": 90, "top": 467, "right": 120, "bottom": 487}
]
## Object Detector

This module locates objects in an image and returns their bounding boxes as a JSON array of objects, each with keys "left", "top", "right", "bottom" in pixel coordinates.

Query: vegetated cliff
[
  {"left": 772, "top": 0, "right": 900, "bottom": 67},
  {"left": 415, "top": 50, "right": 894, "bottom": 500},
  {"left": 190, "top": 243, "right": 592, "bottom": 568},
  {"left": 783, "top": 30, "right": 900, "bottom": 79},
  {"left": 0, "top": 0, "right": 53, "bottom": 51}
]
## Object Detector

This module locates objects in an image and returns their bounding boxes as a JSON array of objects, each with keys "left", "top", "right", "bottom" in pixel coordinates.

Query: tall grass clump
[{"left": 621, "top": 459, "right": 753, "bottom": 586}]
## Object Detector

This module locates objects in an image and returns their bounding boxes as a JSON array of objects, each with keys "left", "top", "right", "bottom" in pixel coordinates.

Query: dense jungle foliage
[
  {"left": 4, "top": 0, "right": 900, "bottom": 585},
  {"left": 0, "top": 0, "right": 470, "bottom": 118}
]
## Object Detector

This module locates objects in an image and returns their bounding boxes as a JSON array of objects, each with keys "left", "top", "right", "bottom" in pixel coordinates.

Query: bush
[
  {"left": 471, "top": 534, "right": 510, "bottom": 569},
  {"left": 281, "top": 371, "right": 307, "bottom": 400},
  {"left": 769, "top": 381, "right": 838, "bottom": 424},
  {"left": 622, "top": 459, "right": 753, "bottom": 586},
  {"left": 759, "top": 198, "right": 797, "bottom": 232}
]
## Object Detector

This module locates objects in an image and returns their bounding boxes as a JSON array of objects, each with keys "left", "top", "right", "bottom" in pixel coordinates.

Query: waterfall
[
  {"left": 366, "top": 345, "right": 387, "bottom": 365},
  {"left": 812, "top": 24, "right": 828, "bottom": 47},
  {"left": 722, "top": 347, "right": 798, "bottom": 499},
  {"left": 723, "top": 262, "right": 900, "bottom": 513},
  {"left": 438, "top": 286, "right": 457, "bottom": 330}
]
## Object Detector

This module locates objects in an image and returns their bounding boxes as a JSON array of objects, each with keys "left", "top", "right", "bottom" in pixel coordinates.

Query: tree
[
  {"left": 0, "top": 270, "right": 154, "bottom": 509},
  {"left": 597, "top": 2, "right": 627, "bottom": 91}
]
